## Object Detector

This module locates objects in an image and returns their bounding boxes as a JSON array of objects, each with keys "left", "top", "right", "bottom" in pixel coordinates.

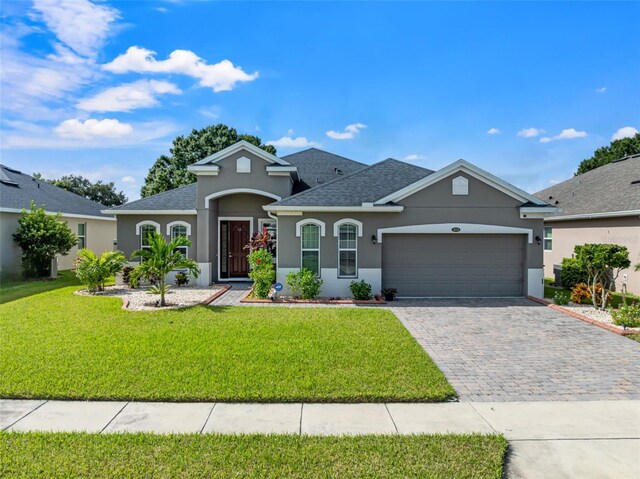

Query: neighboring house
[
  {"left": 105, "top": 140, "right": 556, "bottom": 298},
  {"left": 535, "top": 154, "right": 640, "bottom": 294},
  {"left": 0, "top": 165, "right": 116, "bottom": 278}
]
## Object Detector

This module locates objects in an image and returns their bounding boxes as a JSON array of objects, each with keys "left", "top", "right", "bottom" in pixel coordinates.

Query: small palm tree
[{"left": 130, "top": 232, "right": 200, "bottom": 307}]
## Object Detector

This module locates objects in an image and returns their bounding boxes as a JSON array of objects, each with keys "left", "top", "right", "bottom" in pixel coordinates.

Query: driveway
[{"left": 390, "top": 298, "right": 640, "bottom": 402}]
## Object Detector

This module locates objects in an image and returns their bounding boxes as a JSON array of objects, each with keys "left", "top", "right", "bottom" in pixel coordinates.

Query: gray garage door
[{"left": 382, "top": 234, "right": 524, "bottom": 297}]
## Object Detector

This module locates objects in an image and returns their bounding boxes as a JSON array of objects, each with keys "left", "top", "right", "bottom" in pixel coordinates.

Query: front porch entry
[{"left": 219, "top": 219, "right": 251, "bottom": 280}]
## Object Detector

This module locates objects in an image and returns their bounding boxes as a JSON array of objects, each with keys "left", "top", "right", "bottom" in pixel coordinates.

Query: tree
[
  {"left": 33, "top": 174, "right": 127, "bottom": 207},
  {"left": 129, "top": 232, "right": 200, "bottom": 307},
  {"left": 574, "top": 244, "right": 631, "bottom": 310},
  {"left": 13, "top": 202, "right": 78, "bottom": 278},
  {"left": 141, "top": 124, "right": 277, "bottom": 197},
  {"left": 575, "top": 133, "right": 640, "bottom": 175}
]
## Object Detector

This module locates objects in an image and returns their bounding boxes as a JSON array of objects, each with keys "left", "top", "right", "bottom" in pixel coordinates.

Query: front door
[{"left": 228, "top": 221, "right": 250, "bottom": 277}]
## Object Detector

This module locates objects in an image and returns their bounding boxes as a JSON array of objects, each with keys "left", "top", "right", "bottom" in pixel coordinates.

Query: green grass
[
  {"left": 0, "top": 286, "right": 455, "bottom": 402},
  {"left": 544, "top": 284, "right": 640, "bottom": 309},
  {"left": 0, "top": 270, "right": 81, "bottom": 304},
  {"left": 627, "top": 334, "right": 640, "bottom": 343},
  {"left": 0, "top": 432, "right": 507, "bottom": 479}
]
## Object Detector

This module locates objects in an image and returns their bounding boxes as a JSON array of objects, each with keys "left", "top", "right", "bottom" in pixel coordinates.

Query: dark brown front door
[{"left": 228, "top": 221, "right": 250, "bottom": 277}]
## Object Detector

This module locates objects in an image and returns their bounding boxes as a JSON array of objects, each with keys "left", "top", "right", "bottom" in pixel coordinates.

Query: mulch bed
[{"left": 240, "top": 289, "right": 386, "bottom": 305}]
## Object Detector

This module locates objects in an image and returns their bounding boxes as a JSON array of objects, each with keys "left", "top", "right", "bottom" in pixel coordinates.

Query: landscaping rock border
[{"left": 240, "top": 289, "right": 386, "bottom": 305}]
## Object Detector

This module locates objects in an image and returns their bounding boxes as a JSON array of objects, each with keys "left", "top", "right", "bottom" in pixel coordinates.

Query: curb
[
  {"left": 527, "top": 296, "right": 637, "bottom": 336},
  {"left": 201, "top": 284, "right": 232, "bottom": 305}
]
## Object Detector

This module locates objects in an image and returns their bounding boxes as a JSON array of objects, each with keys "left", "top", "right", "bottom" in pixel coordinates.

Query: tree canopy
[
  {"left": 141, "top": 124, "right": 277, "bottom": 197},
  {"left": 33, "top": 174, "right": 127, "bottom": 207},
  {"left": 575, "top": 133, "right": 640, "bottom": 175}
]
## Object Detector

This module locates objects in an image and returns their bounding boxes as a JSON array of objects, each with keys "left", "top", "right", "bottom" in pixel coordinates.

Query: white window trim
[
  {"left": 544, "top": 226, "right": 553, "bottom": 252},
  {"left": 452, "top": 176, "right": 469, "bottom": 195},
  {"left": 295, "top": 218, "right": 326, "bottom": 237},
  {"left": 135, "top": 220, "right": 160, "bottom": 235},
  {"left": 236, "top": 156, "right": 251, "bottom": 173},
  {"left": 300, "top": 223, "right": 321, "bottom": 276},
  {"left": 77, "top": 222, "right": 86, "bottom": 249},
  {"left": 332, "top": 218, "right": 363, "bottom": 237},
  {"left": 166, "top": 220, "right": 192, "bottom": 236},
  {"left": 337, "top": 223, "right": 358, "bottom": 279}
]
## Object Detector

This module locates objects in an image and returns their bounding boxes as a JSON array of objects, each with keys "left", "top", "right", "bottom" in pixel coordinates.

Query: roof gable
[
  {"left": 190, "top": 140, "right": 290, "bottom": 167},
  {"left": 374, "top": 159, "right": 548, "bottom": 206}
]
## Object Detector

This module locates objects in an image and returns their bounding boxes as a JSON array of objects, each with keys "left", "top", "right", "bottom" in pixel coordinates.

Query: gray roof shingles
[
  {"left": 107, "top": 183, "right": 197, "bottom": 211},
  {"left": 282, "top": 148, "right": 367, "bottom": 189},
  {"left": 534, "top": 154, "right": 640, "bottom": 217},
  {"left": 0, "top": 165, "right": 111, "bottom": 218},
  {"left": 271, "top": 158, "right": 434, "bottom": 207}
]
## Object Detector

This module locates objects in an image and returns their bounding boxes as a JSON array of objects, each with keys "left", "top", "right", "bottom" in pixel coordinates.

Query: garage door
[{"left": 382, "top": 234, "right": 524, "bottom": 297}]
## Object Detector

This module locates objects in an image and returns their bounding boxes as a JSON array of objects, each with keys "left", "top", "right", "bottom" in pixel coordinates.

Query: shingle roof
[
  {"left": 0, "top": 165, "right": 111, "bottom": 218},
  {"left": 534, "top": 154, "right": 640, "bottom": 217},
  {"left": 271, "top": 159, "right": 434, "bottom": 207},
  {"left": 106, "top": 183, "right": 197, "bottom": 211},
  {"left": 282, "top": 148, "right": 367, "bottom": 191}
]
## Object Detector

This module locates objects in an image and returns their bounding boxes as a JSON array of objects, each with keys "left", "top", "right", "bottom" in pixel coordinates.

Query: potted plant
[{"left": 381, "top": 287, "right": 397, "bottom": 301}]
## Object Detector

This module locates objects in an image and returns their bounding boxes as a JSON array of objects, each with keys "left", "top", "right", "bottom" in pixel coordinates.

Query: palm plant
[
  {"left": 74, "top": 249, "right": 128, "bottom": 293},
  {"left": 130, "top": 232, "right": 200, "bottom": 307}
]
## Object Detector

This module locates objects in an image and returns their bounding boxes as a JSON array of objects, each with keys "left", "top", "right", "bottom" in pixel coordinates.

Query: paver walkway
[
  {"left": 390, "top": 298, "right": 640, "bottom": 402},
  {"left": 2, "top": 399, "right": 639, "bottom": 478}
]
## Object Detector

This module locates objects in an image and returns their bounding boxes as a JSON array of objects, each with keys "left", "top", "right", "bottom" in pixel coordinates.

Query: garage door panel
[{"left": 382, "top": 234, "right": 524, "bottom": 297}]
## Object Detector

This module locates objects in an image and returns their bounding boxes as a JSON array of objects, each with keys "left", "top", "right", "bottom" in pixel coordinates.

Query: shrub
[
  {"left": 571, "top": 283, "right": 611, "bottom": 307},
  {"left": 382, "top": 287, "right": 398, "bottom": 301},
  {"left": 611, "top": 303, "right": 640, "bottom": 329},
  {"left": 560, "top": 257, "right": 589, "bottom": 289},
  {"left": 122, "top": 266, "right": 134, "bottom": 287},
  {"left": 574, "top": 244, "right": 630, "bottom": 310},
  {"left": 174, "top": 272, "right": 189, "bottom": 287},
  {"left": 553, "top": 290, "right": 570, "bottom": 306},
  {"left": 247, "top": 249, "right": 275, "bottom": 299},
  {"left": 350, "top": 280, "right": 372, "bottom": 300},
  {"left": 286, "top": 268, "right": 323, "bottom": 299},
  {"left": 13, "top": 201, "right": 78, "bottom": 278},
  {"left": 74, "top": 249, "right": 127, "bottom": 293}
]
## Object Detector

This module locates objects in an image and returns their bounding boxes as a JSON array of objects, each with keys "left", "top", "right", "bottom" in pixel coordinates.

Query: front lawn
[
  {"left": 0, "top": 432, "right": 507, "bottom": 479},
  {"left": 0, "top": 270, "right": 81, "bottom": 304},
  {"left": 0, "top": 287, "right": 454, "bottom": 402}
]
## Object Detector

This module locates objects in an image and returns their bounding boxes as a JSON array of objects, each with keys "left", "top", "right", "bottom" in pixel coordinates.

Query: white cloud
[
  {"left": 32, "top": 0, "right": 119, "bottom": 59},
  {"left": 517, "top": 127, "right": 543, "bottom": 138},
  {"left": 486, "top": 128, "right": 500, "bottom": 135},
  {"left": 539, "top": 128, "right": 588, "bottom": 143},
  {"left": 104, "top": 46, "right": 259, "bottom": 92},
  {"left": 267, "top": 136, "right": 320, "bottom": 148},
  {"left": 611, "top": 126, "right": 638, "bottom": 141},
  {"left": 55, "top": 118, "right": 133, "bottom": 139},
  {"left": 596, "top": 87, "right": 607, "bottom": 93},
  {"left": 326, "top": 123, "right": 367, "bottom": 140},
  {"left": 121, "top": 175, "right": 136, "bottom": 184},
  {"left": 404, "top": 154, "right": 426, "bottom": 161},
  {"left": 77, "top": 80, "right": 181, "bottom": 112},
  {"left": 198, "top": 105, "right": 222, "bottom": 119},
  {"left": 154, "top": 7, "right": 169, "bottom": 13}
]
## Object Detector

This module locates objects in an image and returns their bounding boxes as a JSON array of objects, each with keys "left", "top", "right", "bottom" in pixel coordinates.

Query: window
[
  {"left": 171, "top": 224, "right": 188, "bottom": 258},
  {"left": 140, "top": 224, "right": 156, "bottom": 251},
  {"left": 77, "top": 223, "right": 86, "bottom": 249},
  {"left": 452, "top": 176, "right": 469, "bottom": 195},
  {"left": 301, "top": 223, "right": 320, "bottom": 275},
  {"left": 259, "top": 218, "right": 277, "bottom": 260},
  {"left": 236, "top": 156, "right": 251, "bottom": 173},
  {"left": 338, "top": 223, "right": 357, "bottom": 278},
  {"left": 544, "top": 226, "right": 552, "bottom": 251}
]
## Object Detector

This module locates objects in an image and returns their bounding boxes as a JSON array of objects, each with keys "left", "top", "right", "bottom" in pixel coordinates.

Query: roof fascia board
[
  {"left": 263, "top": 205, "right": 404, "bottom": 212},
  {"left": 191, "top": 140, "right": 290, "bottom": 166},
  {"left": 545, "top": 210, "right": 640, "bottom": 222},
  {"left": 101, "top": 209, "right": 198, "bottom": 215},
  {"left": 0, "top": 207, "right": 115, "bottom": 221},
  {"left": 374, "top": 160, "right": 547, "bottom": 206}
]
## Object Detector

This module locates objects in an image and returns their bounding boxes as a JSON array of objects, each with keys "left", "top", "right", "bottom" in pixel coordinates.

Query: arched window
[
  {"left": 140, "top": 224, "right": 157, "bottom": 251},
  {"left": 170, "top": 224, "right": 188, "bottom": 258},
  {"left": 301, "top": 223, "right": 321, "bottom": 276},
  {"left": 338, "top": 223, "right": 358, "bottom": 278}
]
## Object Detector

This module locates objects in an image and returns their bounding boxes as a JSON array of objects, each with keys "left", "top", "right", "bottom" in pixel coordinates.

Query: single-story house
[
  {"left": 535, "top": 153, "right": 640, "bottom": 294},
  {"left": 104, "top": 141, "right": 557, "bottom": 298},
  {"left": 0, "top": 165, "right": 117, "bottom": 278}
]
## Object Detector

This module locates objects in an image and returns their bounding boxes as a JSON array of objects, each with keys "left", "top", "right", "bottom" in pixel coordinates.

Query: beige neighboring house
[
  {"left": 535, "top": 154, "right": 640, "bottom": 294},
  {"left": 0, "top": 165, "right": 116, "bottom": 278}
]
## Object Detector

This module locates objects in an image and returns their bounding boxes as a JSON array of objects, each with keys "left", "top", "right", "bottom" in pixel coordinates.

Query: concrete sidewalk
[{"left": 2, "top": 399, "right": 639, "bottom": 478}]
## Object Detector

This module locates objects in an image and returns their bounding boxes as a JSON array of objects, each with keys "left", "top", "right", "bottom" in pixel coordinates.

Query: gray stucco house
[{"left": 104, "top": 141, "right": 556, "bottom": 298}]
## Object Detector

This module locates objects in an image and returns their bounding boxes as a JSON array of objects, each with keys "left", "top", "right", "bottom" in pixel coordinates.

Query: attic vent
[
  {"left": 631, "top": 179, "right": 640, "bottom": 185},
  {"left": 452, "top": 176, "right": 469, "bottom": 195},
  {"left": 334, "top": 167, "right": 343, "bottom": 175}
]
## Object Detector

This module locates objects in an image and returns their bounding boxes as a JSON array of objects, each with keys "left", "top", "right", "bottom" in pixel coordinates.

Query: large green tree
[
  {"left": 575, "top": 133, "right": 640, "bottom": 175},
  {"left": 33, "top": 174, "right": 127, "bottom": 207},
  {"left": 141, "top": 124, "right": 277, "bottom": 197}
]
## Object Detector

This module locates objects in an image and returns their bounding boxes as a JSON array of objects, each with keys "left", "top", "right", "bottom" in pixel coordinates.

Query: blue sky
[{"left": 1, "top": 1, "right": 638, "bottom": 200}]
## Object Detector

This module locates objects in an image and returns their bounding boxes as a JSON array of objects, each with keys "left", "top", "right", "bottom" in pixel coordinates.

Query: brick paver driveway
[{"left": 390, "top": 298, "right": 640, "bottom": 402}]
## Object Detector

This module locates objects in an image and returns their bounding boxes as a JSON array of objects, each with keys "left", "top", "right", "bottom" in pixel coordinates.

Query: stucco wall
[
  {"left": 543, "top": 216, "right": 640, "bottom": 294},
  {"left": 116, "top": 215, "right": 198, "bottom": 260},
  {"left": 1, "top": 212, "right": 116, "bottom": 278}
]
